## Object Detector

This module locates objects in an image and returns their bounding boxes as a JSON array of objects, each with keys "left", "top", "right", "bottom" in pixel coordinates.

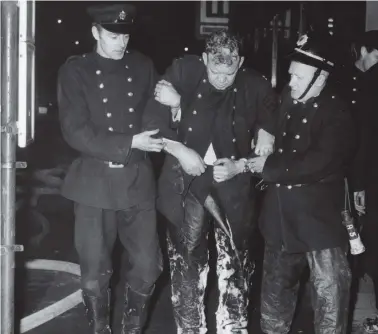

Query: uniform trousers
[
  {"left": 359, "top": 175, "right": 378, "bottom": 309},
  {"left": 260, "top": 245, "right": 351, "bottom": 334},
  {"left": 74, "top": 200, "right": 162, "bottom": 297}
]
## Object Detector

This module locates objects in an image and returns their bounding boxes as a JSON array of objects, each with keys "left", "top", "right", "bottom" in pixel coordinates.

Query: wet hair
[{"left": 205, "top": 30, "right": 243, "bottom": 66}]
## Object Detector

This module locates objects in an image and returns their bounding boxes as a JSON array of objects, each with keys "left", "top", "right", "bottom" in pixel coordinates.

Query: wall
[{"left": 366, "top": 0, "right": 378, "bottom": 31}]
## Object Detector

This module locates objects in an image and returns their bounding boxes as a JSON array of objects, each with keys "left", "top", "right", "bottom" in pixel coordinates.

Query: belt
[
  {"left": 104, "top": 161, "right": 125, "bottom": 168},
  {"left": 93, "top": 151, "right": 147, "bottom": 168},
  {"left": 273, "top": 173, "right": 343, "bottom": 189}
]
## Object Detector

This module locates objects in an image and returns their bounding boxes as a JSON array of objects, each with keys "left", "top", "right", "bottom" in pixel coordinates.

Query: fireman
[
  {"left": 339, "top": 30, "right": 378, "bottom": 333},
  {"left": 57, "top": 4, "right": 163, "bottom": 333},
  {"left": 249, "top": 32, "right": 356, "bottom": 334}
]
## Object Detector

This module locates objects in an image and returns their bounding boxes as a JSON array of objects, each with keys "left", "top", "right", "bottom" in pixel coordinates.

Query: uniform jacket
[
  {"left": 337, "top": 63, "right": 378, "bottom": 190},
  {"left": 259, "top": 87, "right": 356, "bottom": 253},
  {"left": 58, "top": 50, "right": 157, "bottom": 209},
  {"left": 143, "top": 55, "right": 278, "bottom": 227}
]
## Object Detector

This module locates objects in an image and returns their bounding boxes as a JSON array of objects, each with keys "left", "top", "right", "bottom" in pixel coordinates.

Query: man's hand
[
  {"left": 175, "top": 146, "right": 207, "bottom": 176},
  {"left": 213, "top": 158, "right": 243, "bottom": 183},
  {"left": 154, "top": 80, "right": 181, "bottom": 109},
  {"left": 254, "top": 128, "right": 275, "bottom": 156},
  {"left": 163, "top": 139, "right": 206, "bottom": 176},
  {"left": 247, "top": 156, "right": 268, "bottom": 174},
  {"left": 354, "top": 190, "right": 366, "bottom": 215},
  {"left": 131, "top": 129, "right": 165, "bottom": 152}
]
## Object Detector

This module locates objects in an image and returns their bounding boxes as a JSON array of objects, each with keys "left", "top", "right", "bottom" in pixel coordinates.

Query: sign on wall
[{"left": 196, "top": 1, "right": 230, "bottom": 39}]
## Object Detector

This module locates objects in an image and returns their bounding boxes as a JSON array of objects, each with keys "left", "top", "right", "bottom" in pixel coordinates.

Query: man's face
[
  {"left": 360, "top": 47, "right": 378, "bottom": 72},
  {"left": 92, "top": 25, "right": 130, "bottom": 60},
  {"left": 288, "top": 61, "right": 324, "bottom": 101},
  {"left": 202, "top": 48, "right": 244, "bottom": 90}
]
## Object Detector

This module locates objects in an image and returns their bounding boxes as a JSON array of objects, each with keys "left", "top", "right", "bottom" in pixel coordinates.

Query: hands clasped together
[{"left": 175, "top": 147, "right": 242, "bottom": 182}]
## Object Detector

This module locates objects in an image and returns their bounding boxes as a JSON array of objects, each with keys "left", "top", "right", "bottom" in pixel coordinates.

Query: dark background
[
  {"left": 13, "top": 3, "right": 370, "bottom": 333},
  {"left": 29, "top": 0, "right": 368, "bottom": 172},
  {"left": 35, "top": 1, "right": 367, "bottom": 107}
]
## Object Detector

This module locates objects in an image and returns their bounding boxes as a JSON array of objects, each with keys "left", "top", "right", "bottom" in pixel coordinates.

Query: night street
[
  {"left": 2, "top": 1, "right": 377, "bottom": 333},
  {"left": 15, "top": 186, "right": 317, "bottom": 334}
]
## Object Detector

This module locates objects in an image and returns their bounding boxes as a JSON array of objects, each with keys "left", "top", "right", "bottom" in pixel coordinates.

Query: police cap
[{"left": 87, "top": 4, "right": 136, "bottom": 34}]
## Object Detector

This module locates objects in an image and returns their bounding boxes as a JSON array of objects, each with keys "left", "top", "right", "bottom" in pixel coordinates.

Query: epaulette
[{"left": 65, "top": 54, "right": 88, "bottom": 64}]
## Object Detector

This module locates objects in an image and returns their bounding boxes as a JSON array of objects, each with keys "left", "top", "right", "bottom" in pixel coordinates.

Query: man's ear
[
  {"left": 92, "top": 25, "right": 100, "bottom": 41},
  {"left": 315, "top": 72, "right": 328, "bottom": 87},
  {"left": 361, "top": 46, "right": 368, "bottom": 58},
  {"left": 202, "top": 52, "right": 208, "bottom": 66},
  {"left": 239, "top": 56, "right": 245, "bottom": 68}
]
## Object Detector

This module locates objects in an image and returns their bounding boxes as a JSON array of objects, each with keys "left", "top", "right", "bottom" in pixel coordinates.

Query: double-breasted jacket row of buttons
[
  {"left": 91, "top": 51, "right": 136, "bottom": 132},
  {"left": 275, "top": 96, "right": 336, "bottom": 189}
]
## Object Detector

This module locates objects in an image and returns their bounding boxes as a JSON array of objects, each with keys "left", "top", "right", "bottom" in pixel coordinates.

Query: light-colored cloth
[{"left": 204, "top": 143, "right": 217, "bottom": 166}]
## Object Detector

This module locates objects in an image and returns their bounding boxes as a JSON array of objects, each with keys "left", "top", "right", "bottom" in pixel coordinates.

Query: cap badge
[
  {"left": 119, "top": 10, "right": 126, "bottom": 21},
  {"left": 297, "top": 34, "right": 308, "bottom": 47}
]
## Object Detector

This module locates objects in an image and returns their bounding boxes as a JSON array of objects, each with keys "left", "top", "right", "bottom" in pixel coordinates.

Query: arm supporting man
[{"left": 58, "top": 64, "right": 164, "bottom": 165}]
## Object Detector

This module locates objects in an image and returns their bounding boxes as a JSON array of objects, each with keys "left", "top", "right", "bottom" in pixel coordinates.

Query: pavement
[{"left": 14, "top": 191, "right": 316, "bottom": 334}]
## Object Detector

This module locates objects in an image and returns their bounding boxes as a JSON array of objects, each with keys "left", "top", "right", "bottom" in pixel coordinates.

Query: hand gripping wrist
[{"left": 239, "top": 158, "right": 249, "bottom": 173}]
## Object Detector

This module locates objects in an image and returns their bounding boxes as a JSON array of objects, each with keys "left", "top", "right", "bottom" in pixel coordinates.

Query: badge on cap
[
  {"left": 119, "top": 10, "right": 126, "bottom": 21},
  {"left": 297, "top": 35, "right": 308, "bottom": 47}
]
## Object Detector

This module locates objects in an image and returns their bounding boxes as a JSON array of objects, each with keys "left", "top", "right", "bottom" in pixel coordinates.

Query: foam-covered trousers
[
  {"left": 260, "top": 245, "right": 351, "bottom": 334},
  {"left": 166, "top": 191, "right": 255, "bottom": 334}
]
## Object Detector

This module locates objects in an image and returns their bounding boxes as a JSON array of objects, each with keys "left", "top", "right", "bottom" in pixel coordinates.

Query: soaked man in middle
[{"left": 143, "top": 30, "right": 277, "bottom": 333}]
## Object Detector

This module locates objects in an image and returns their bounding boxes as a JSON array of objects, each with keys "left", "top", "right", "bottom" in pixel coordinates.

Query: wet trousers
[
  {"left": 166, "top": 191, "right": 255, "bottom": 334},
  {"left": 260, "top": 245, "right": 351, "bottom": 334}
]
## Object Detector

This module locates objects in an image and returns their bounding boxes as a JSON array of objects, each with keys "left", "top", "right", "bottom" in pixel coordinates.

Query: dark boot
[
  {"left": 121, "top": 284, "right": 155, "bottom": 334},
  {"left": 82, "top": 289, "right": 112, "bottom": 334}
]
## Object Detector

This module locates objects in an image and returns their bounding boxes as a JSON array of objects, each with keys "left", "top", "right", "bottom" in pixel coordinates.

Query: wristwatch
[{"left": 239, "top": 158, "right": 250, "bottom": 173}]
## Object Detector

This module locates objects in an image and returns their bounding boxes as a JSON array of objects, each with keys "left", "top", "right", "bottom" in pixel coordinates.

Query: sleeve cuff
[{"left": 172, "top": 107, "right": 182, "bottom": 122}]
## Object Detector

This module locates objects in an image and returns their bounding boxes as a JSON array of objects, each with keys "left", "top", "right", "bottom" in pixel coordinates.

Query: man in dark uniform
[
  {"left": 338, "top": 30, "right": 378, "bottom": 332},
  {"left": 143, "top": 30, "right": 277, "bottom": 333},
  {"left": 57, "top": 4, "right": 163, "bottom": 334},
  {"left": 248, "top": 33, "right": 355, "bottom": 334}
]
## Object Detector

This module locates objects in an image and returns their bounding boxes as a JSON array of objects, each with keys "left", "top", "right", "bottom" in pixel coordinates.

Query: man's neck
[
  {"left": 355, "top": 59, "right": 365, "bottom": 73},
  {"left": 296, "top": 86, "right": 324, "bottom": 104}
]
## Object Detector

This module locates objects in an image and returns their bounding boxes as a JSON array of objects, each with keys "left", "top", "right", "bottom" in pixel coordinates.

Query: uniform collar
[
  {"left": 92, "top": 50, "right": 129, "bottom": 72},
  {"left": 292, "top": 86, "right": 334, "bottom": 108},
  {"left": 363, "top": 62, "right": 378, "bottom": 80}
]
